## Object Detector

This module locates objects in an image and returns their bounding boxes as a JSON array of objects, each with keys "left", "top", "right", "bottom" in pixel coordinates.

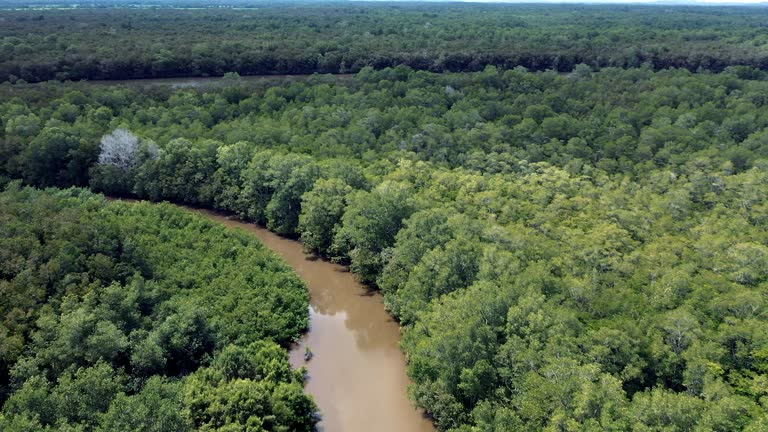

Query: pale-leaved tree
[{"left": 98, "top": 128, "right": 140, "bottom": 171}]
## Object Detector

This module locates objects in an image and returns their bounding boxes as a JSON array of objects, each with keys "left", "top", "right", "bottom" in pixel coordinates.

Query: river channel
[
  {"left": 185, "top": 207, "right": 435, "bottom": 432},
  {"left": 86, "top": 73, "right": 355, "bottom": 88}
]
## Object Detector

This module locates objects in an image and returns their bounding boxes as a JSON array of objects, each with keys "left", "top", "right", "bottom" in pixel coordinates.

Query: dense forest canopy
[
  {"left": 2, "top": 66, "right": 765, "bottom": 182},
  {"left": 1, "top": 62, "right": 767, "bottom": 430},
  {"left": 2, "top": 3, "right": 768, "bottom": 82},
  {"left": 0, "top": 186, "right": 315, "bottom": 431},
  {"left": 2, "top": 1, "right": 768, "bottom": 429}
]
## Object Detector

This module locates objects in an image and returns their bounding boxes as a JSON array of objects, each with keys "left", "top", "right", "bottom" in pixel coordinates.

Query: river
[
  {"left": 85, "top": 73, "right": 355, "bottom": 89},
  {"left": 184, "top": 207, "right": 435, "bottom": 432}
]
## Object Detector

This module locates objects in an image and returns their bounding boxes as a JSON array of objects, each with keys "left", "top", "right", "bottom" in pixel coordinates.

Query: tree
[
  {"left": 629, "top": 389, "right": 705, "bottom": 431},
  {"left": 134, "top": 138, "right": 217, "bottom": 204},
  {"left": 210, "top": 141, "right": 253, "bottom": 214},
  {"left": 182, "top": 341, "right": 315, "bottom": 432},
  {"left": 298, "top": 178, "right": 353, "bottom": 256},
  {"left": 97, "top": 129, "right": 141, "bottom": 171},
  {"left": 266, "top": 161, "right": 320, "bottom": 236},
  {"left": 97, "top": 377, "right": 189, "bottom": 432},
  {"left": 332, "top": 181, "right": 415, "bottom": 284},
  {"left": 51, "top": 362, "right": 123, "bottom": 426},
  {"left": 22, "top": 127, "right": 95, "bottom": 187},
  {"left": 378, "top": 208, "right": 457, "bottom": 298},
  {"left": 238, "top": 150, "right": 278, "bottom": 224},
  {"left": 397, "top": 238, "right": 483, "bottom": 323}
]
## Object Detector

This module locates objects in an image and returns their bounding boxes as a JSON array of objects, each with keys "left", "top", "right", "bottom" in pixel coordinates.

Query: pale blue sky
[{"left": 457, "top": 0, "right": 766, "bottom": 3}]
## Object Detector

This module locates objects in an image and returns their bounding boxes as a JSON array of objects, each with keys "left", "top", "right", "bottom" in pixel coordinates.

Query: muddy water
[{"left": 188, "top": 208, "right": 435, "bottom": 432}]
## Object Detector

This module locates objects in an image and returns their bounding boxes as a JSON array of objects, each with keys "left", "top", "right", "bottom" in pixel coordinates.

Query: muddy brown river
[{"left": 187, "top": 207, "right": 435, "bottom": 432}]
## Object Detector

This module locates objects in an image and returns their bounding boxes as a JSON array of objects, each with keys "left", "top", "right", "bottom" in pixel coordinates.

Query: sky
[{"left": 457, "top": 0, "right": 767, "bottom": 3}]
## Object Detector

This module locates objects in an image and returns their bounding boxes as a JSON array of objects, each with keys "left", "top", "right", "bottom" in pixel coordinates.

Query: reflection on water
[{"left": 190, "top": 208, "right": 435, "bottom": 432}]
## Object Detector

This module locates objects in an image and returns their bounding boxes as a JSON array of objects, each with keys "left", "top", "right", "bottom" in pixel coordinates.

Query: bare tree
[{"left": 98, "top": 128, "right": 140, "bottom": 171}]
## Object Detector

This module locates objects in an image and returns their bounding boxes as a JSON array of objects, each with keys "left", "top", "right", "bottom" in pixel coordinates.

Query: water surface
[{"left": 188, "top": 207, "right": 435, "bottom": 432}]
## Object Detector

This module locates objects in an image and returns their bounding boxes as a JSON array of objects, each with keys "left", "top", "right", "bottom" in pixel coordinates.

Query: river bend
[{"left": 187, "top": 207, "right": 435, "bottom": 432}]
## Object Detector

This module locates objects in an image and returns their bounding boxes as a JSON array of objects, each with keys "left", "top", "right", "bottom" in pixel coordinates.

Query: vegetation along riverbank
[{"left": 1, "top": 2, "right": 767, "bottom": 429}]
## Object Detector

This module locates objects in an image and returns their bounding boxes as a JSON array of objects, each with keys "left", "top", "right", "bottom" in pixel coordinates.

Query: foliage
[
  {"left": 2, "top": 4, "right": 768, "bottom": 82},
  {"left": 298, "top": 178, "right": 352, "bottom": 256},
  {"left": 1, "top": 43, "right": 768, "bottom": 430},
  {"left": 0, "top": 185, "right": 314, "bottom": 430}
]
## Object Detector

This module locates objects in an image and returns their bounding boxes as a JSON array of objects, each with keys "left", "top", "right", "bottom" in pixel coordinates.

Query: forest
[
  {"left": 0, "top": 186, "right": 316, "bottom": 430},
  {"left": 1, "top": 62, "right": 767, "bottom": 430},
  {"left": 2, "top": 3, "right": 768, "bottom": 83}
]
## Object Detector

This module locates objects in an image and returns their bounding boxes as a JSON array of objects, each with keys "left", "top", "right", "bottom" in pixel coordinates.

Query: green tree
[
  {"left": 266, "top": 159, "right": 320, "bottom": 236},
  {"left": 333, "top": 181, "right": 415, "bottom": 284},
  {"left": 298, "top": 178, "right": 353, "bottom": 256},
  {"left": 98, "top": 377, "right": 190, "bottom": 432},
  {"left": 22, "top": 127, "right": 95, "bottom": 187}
]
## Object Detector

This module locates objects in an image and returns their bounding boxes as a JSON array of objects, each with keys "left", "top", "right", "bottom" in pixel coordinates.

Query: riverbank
[{"left": 114, "top": 200, "right": 435, "bottom": 432}]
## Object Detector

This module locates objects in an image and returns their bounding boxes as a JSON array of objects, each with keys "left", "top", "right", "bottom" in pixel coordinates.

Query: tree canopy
[
  {"left": 1, "top": 22, "right": 767, "bottom": 430},
  {"left": 1, "top": 4, "right": 768, "bottom": 83},
  {"left": 0, "top": 185, "right": 315, "bottom": 431}
]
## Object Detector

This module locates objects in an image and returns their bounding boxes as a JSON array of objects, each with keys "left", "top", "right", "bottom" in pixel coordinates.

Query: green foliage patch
[{"left": 0, "top": 185, "right": 315, "bottom": 431}]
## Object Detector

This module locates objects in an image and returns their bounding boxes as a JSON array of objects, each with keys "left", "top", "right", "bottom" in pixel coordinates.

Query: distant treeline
[{"left": 1, "top": 3, "right": 768, "bottom": 82}]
